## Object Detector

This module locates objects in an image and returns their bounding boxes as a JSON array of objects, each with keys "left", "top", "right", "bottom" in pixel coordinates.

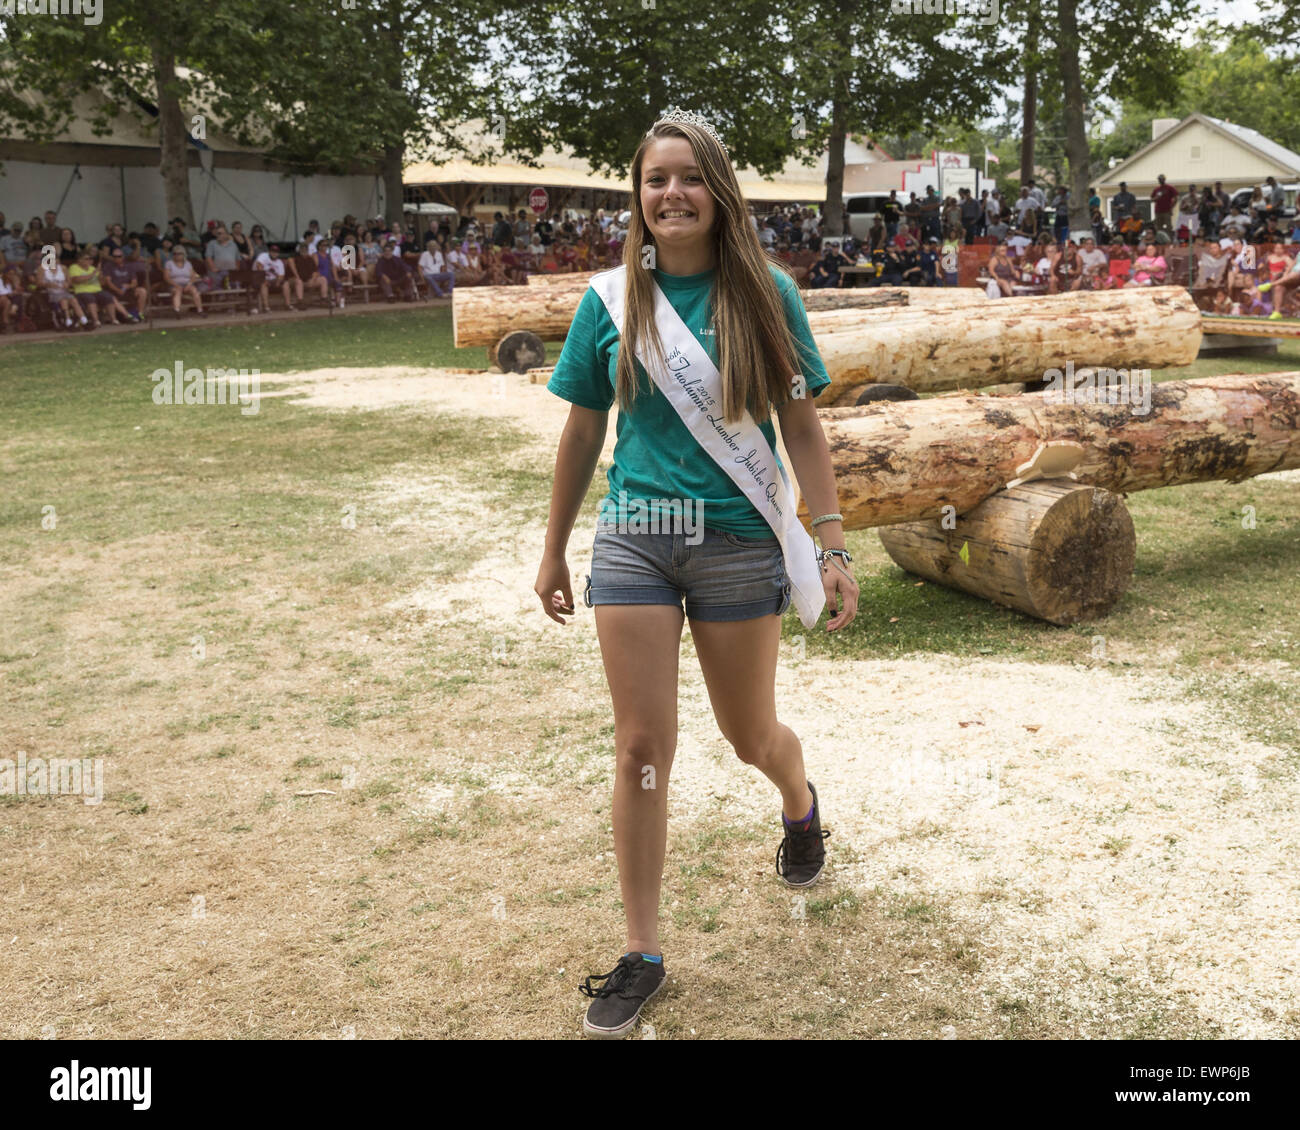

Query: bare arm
[{"left": 537, "top": 403, "right": 608, "bottom": 624}]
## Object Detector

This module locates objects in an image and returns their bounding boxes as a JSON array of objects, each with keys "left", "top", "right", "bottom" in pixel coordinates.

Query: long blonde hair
[{"left": 615, "top": 117, "right": 804, "bottom": 425}]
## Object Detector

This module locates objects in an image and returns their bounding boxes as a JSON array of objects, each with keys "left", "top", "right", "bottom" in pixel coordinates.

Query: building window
[{"left": 1190, "top": 145, "right": 1202, "bottom": 160}]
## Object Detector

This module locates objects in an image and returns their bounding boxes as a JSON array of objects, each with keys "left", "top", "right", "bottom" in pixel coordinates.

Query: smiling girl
[{"left": 535, "top": 108, "right": 859, "bottom": 1039}]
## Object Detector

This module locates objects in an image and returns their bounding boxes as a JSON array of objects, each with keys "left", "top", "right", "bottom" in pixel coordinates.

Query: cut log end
[
  {"left": 877, "top": 481, "right": 1136, "bottom": 625},
  {"left": 495, "top": 330, "right": 547, "bottom": 374}
]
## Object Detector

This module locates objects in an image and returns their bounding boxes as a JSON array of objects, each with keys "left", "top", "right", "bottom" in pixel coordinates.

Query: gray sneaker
[
  {"left": 775, "top": 780, "right": 830, "bottom": 887},
  {"left": 579, "top": 952, "right": 666, "bottom": 1039}
]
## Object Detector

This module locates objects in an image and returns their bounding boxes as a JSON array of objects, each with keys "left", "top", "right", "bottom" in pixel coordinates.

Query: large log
[
  {"left": 798, "top": 373, "right": 1300, "bottom": 531},
  {"left": 876, "top": 482, "right": 1136, "bottom": 625},
  {"left": 454, "top": 281, "right": 953, "bottom": 347},
  {"left": 815, "top": 288, "right": 1203, "bottom": 403}
]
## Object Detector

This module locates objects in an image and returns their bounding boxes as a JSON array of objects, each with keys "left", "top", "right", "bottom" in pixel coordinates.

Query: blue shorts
[{"left": 583, "top": 520, "right": 792, "bottom": 621}]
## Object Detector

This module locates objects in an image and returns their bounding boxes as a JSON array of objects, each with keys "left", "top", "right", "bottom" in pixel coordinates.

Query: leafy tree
[{"left": 482, "top": 0, "right": 1012, "bottom": 234}]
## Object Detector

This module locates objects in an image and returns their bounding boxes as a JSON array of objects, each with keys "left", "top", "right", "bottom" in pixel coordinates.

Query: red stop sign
[{"left": 529, "top": 187, "right": 550, "bottom": 215}]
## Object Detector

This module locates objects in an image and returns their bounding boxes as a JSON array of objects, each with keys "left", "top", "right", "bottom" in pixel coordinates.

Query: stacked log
[
  {"left": 814, "top": 287, "right": 1202, "bottom": 403},
  {"left": 455, "top": 282, "right": 923, "bottom": 348},
  {"left": 876, "top": 482, "right": 1137, "bottom": 624},
  {"left": 795, "top": 372, "right": 1300, "bottom": 531}
]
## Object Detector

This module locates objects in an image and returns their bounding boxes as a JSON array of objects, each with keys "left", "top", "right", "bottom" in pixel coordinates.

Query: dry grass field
[{"left": 1, "top": 312, "right": 1297, "bottom": 1039}]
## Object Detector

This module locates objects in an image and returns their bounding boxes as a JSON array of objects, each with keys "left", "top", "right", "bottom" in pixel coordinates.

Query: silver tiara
[{"left": 647, "top": 107, "right": 728, "bottom": 154}]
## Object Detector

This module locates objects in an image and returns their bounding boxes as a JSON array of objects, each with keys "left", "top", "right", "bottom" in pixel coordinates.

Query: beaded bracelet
[{"left": 810, "top": 513, "right": 843, "bottom": 528}]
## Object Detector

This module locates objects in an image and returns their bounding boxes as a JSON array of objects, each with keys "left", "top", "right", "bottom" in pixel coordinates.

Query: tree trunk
[
  {"left": 1021, "top": 3, "right": 1038, "bottom": 189},
  {"left": 822, "top": 91, "right": 848, "bottom": 238},
  {"left": 877, "top": 481, "right": 1136, "bottom": 624},
  {"left": 800, "top": 373, "right": 1300, "bottom": 530},
  {"left": 151, "top": 41, "right": 195, "bottom": 230},
  {"left": 382, "top": 143, "right": 405, "bottom": 227},
  {"left": 1056, "top": 0, "right": 1092, "bottom": 235}
]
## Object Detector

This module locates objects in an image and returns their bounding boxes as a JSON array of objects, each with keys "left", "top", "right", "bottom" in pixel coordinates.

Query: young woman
[
  {"left": 987, "top": 241, "right": 1016, "bottom": 296},
  {"left": 57, "top": 228, "right": 81, "bottom": 264},
  {"left": 230, "top": 221, "right": 251, "bottom": 260},
  {"left": 535, "top": 109, "right": 858, "bottom": 1040},
  {"left": 248, "top": 225, "right": 270, "bottom": 263}
]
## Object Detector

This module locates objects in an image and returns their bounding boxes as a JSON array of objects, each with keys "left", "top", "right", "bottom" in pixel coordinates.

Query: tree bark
[
  {"left": 453, "top": 283, "right": 933, "bottom": 348},
  {"left": 822, "top": 91, "right": 848, "bottom": 238},
  {"left": 813, "top": 287, "right": 1202, "bottom": 401},
  {"left": 1056, "top": 0, "right": 1092, "bottom": 235},
  {"left": 877, "top": 481, "right": 1136, "bottom": 624},
  {"left": 800, "top": 373, "right": 1300, "bottom": 530},
  {"left": 382, "top": 143, "right": 405, "bottom": 227},
  {"left": 151, "top": 40, "right": 195, "bottom": 230}
]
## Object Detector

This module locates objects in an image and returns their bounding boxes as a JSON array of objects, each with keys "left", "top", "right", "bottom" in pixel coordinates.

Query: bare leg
[
  {"left": 688, "top": 614, "right": 813, "bottom": 821},
  {"left": 594, "top": 604, "right": 684, "bottom": 957}
]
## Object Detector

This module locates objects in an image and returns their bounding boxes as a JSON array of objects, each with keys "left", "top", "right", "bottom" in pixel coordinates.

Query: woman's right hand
[{"left": 535, "top": 553, "right": 575, "bottom": 624}]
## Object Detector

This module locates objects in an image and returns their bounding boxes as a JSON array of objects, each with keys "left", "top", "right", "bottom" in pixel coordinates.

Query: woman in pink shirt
[{"left": 1125, "top": 240, "right": 1167, "bottom": 287}]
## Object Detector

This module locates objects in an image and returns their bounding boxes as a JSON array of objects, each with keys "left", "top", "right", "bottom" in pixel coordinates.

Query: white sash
[{"left": 589, "top": 265, "right": 826, "bottom": 629}]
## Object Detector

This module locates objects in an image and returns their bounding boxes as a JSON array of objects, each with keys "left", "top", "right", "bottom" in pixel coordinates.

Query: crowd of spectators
[
  {"left": 0, "top": 204, "right": 641, "bottom": 333},
  {"left": 2, "top": 181, "right": 1297, "bottom": 333}
]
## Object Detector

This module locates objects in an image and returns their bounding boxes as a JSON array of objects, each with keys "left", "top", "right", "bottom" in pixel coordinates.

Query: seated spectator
[
  {"left": 1077, "top": 236, "right": 1109, "bottom": 289},
  {"left": 100, "top": 246, "right": 147, "bottom": 321},
  {"left": 1191, "top": 236, "right": 1229, "bottom": 294},
  {"left": 227, "top": 222, "right": 250, "bottom": 259},
  {"left": 38, "top": 210, "right": 60, "bottom": 247},
  {"left": 374, "top": 243, "right": 418, "bottom": 301},
  {"left": 248, "top": 225, "right": 270, "bottom": 261},
  {"left": 136, "top": 222, "right": 162, "bottom": 256},
  {"left": 97, "top": 223, "right": 127, "bottom": 253},
  {"left": 987, "top": 241, "right": 1016, "bottom": 296},
  {"left": 311, "top": 241, "right": 344, "bottom": 307},
  {"left": 69, "top": 249, "right": 132, "bottom": 327},
  {"left": 919, "top": 237, "right": 940, "bottom": 285},
  {"left": 163, "top": 246, "right": 206, "bottom": 315},
  {"left": 1253, "top": 216, "right": 1285, "bottom": 246},
  {"left": 1219, "top": 206, "right": 1250, "bottom": 240},
  {"left": 1006, "top": 229, "right": 1033, "bottom": 259},
  {"left": 254, "top": 245, "right": 300, "bottom": 312},
  {"left": 57, "top": 228, "right": 81, "bottom": 264},
  {"left": 1125, "top": 240, "right": 1168, "bottom": 287},
  {"left": 332, "top": 235, "right": 361, "bottom": 290},
  {"left": 169, "top": 217, "right": 203, "bottom": 262},
  {"left": 418, "top": 242, "right": 454, "bottom": 298},
  {"left": 204, "top": 226, "right": 242, "bottom": 290},
  {"left": 0, "top": 265, "right": 20, "bottom": 333},
  {"left": 0, "top": 221, "right": 27, "bottom": 267},
  {"left": 806, "top": 246, "right": 843, "bottom": 289},
  {"left": 1048, "top": 240, "right": 1082, "bottom": 293},
  {"left": 358, "top": 230, "right": 381, "bottom": 278},
  {"left": 40, "top": 255, "right": 88, "bottom": 329},
  {"left": 1118, "top": 214, "right": 1144, "bottom": 247},
  {"left": 986, "top": 214, "right": 1010, "bottom": 242},
  {"left": 898, "top": 241, "right": 924, "bottom": 286},
  {"left": 1225, "top": 238, "right": 1256, "bottom": 294},
  {"left": 1256, "top": 249, "right": 1300, "bottom": 319}
]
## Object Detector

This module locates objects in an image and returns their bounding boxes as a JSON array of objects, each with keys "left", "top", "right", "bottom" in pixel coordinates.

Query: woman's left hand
[{"left": 821, "top": 555, "right": 859, "bottom": 631}]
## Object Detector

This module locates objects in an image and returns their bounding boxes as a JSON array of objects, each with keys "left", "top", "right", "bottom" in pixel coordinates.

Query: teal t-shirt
[{"left": 546, "top": 262, "right": 831, "bottom": 539}]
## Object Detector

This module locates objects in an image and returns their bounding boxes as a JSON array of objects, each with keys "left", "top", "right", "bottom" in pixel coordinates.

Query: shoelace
[
  {"left": 775, "top": 824, "right": 831, "bottom": 877},
  {"left": 578, "top": 955, "right": 639, "bottom": 999}
]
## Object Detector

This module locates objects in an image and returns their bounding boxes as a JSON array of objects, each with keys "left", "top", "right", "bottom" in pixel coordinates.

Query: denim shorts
[{"left": 584, "top": 520, "right": 791, "bottom": 621}]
